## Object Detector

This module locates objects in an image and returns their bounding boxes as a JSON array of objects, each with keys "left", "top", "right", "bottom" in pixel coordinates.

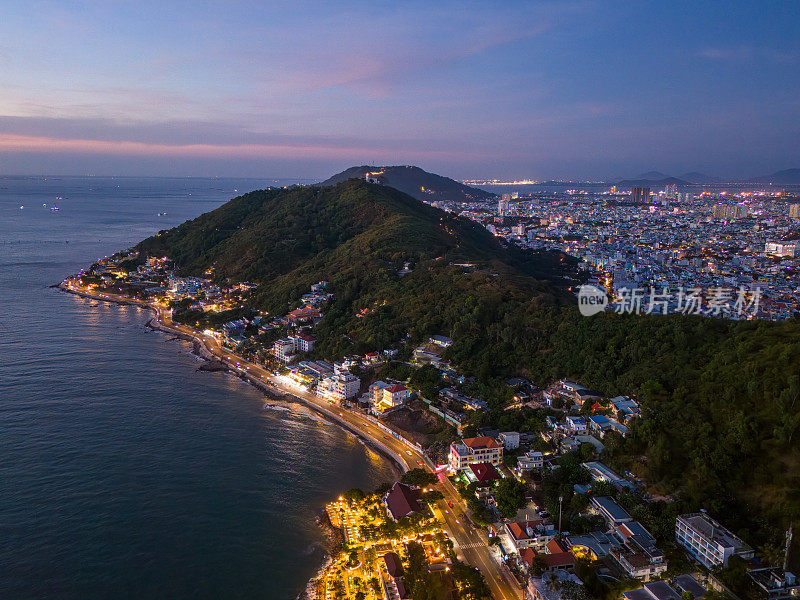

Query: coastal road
[{"left": 62, "top": 283, "right": 522, "bottom": 600}]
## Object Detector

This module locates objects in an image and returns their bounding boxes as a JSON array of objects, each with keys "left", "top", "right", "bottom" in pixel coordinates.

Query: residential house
[
  {"left": 498, "top": 431, "right": 521, "bottom": 450},
  {"left": 582, "top": 461, "right": 635, "bottom": 491},
  {"left": 590, "top": 496, "right": 632, "bottom": 528},
  {"left": 505, "top": 519, "right": 554, "bottom": 551},
  {"left": 287, "top": 305, "right": 320, "bottom": 323},
  {"left": 612, "top": 521, "right": 667, "bottom": 581},
  {"left": 466, "top": 462, "right": 502, "bottom": 487},
  {"left": 519, "top": 539, "right": 576, "bottom": 573},
  {"left": 748, "top": 569, "right": 799, "bottom": 600},
  {"left": 293, "top": 332, "right": 316, "bottom": 352},
  {"left": 516, "top": 450, "right": 544, "bottom": 473},
  {"left": 564, "top": 416, "right": 589, "bottom": 435},
  {"left": 430, "top": 335, "right": 453, "bottom": 347},
  {"left": 673, "top": 575, "right": 707, "bottom": 600},
  {"left": 448, "top": 437, "right": 502, "bottom": 471},
  {"left": 589, "top": 415, "right": 612, "bottom": 436},
  {"left": 273, "top": 338, "right": 297, "bottom": 363}
]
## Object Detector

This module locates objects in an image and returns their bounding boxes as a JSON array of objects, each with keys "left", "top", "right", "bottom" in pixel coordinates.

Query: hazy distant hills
[
  {"left": 679, "top": 172, "right": 722, "bottom": 184},
  {"left": 320, "top": 165, "right": 496, "bottom": 203},
  {"left": 752, "top": 168, "right": 800, "bottom": 185},
  {"left": 615, "top": 168, "right": 800, "bottom": 186},
  {"left": 615, "top": 176, "right": 690, "bottom": 189}
]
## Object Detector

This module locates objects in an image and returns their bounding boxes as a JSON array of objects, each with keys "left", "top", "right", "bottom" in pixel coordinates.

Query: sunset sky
[{"left": 1, "top": 1, "right": 798, "bottom": 179}]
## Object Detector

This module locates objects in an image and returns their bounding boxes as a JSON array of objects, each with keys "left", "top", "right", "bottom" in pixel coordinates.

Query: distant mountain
[
  {"left": 615, "top": 176, "right": 690, "bottom": 189},
  {"left": 750, "top": 168, "right": 800, "bottom": 185},
  {"left": 680, "top": 172, "right": 721, "bottom": 184},
  {"left": 320, "top": 165, "right": 496, "bottom": 204},
  {"left": 635, "top": 171, "right": 670, "bottom": 180}
]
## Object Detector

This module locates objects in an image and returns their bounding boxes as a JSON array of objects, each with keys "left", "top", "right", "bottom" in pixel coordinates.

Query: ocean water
[{"left": 0, "top": 176, "right": 399, "bottom": 599}]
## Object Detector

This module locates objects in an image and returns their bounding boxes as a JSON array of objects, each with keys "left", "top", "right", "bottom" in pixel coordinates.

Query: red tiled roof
[
  {"left": 469, "top": 462, "right": 501, "bottom": 482},
  {"left": 507, "top": 520, "right": 542, "bottom": 540},
  {"left": 463, "top": 436, "right": 500, "bottom": 450},
  {"left": 384, "top": 552, "right": 404, "bottom": 578},
  {"left": 384, "top": 482, "right": 421, "bottom": 521},
  {"left": 541, "top": 551, "right": 575, "bottom": 568},
  {"left": 519, "top": 548, "right": 536, "bottom": 566},
  {"left": 386, "top": 384, "right": 408, "bottom": 393},
  {"left": 288, "top": 305, "right": 320, "bottom": 320},
  {"left": 546, "top": 538, "right": 565, "bottom": 553},
  {"left": 297, "top": 333, "right": 316, "bottom": 341},
  {"left": 519, "top": 548, "right": 575, "bottom": 569}
]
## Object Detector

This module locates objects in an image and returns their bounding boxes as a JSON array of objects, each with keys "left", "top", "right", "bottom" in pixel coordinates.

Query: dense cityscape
[{"left": 430, "top": 185, "right": 800, "bottom": 320}]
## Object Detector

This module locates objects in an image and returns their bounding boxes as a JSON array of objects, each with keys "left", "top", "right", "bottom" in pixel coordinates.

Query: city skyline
[{"left": 0, "top": 1, "right": 799, "bottom": 179}]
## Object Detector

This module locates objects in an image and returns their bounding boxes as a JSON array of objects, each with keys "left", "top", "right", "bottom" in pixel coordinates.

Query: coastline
[
  {"left": 57, "top": 283, "right": 411, "bottom": 476},
  {"left": 57, "top": 282, "right": 407, "bottom": 600}
]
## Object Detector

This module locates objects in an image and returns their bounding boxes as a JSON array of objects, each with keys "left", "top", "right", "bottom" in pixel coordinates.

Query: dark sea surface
[{"left": 0, "top": 176, "right": 399, "bottom": 600}]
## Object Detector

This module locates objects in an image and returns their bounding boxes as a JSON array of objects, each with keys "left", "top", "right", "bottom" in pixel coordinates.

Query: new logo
[{"left": 577, "top": 285, "right": 608, "bottom": 316}]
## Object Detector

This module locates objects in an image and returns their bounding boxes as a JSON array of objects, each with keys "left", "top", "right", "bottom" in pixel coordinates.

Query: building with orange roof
[{"left": 448, "top": 436, "right": 502, "bottom": 471}]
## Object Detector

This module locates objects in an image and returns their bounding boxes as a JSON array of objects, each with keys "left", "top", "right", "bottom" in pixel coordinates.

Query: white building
[
  {"left": 516, "top": 450, "right": 543, "bottom": 472},
  {"left": 675, "top": 512, "right": 753, "bottom": 569},
  {"left": 498, "top": 431, "right": 520, "bottom": 450},
  {"left": 448, "top": 437, "right": 502, "bottom": 471},
  {"left": 319, "top": 372, "right": 360, "bottom": 401},
  {"left": 765, "top": 242, "right": 797, "bottom": 258},
  {"left": 498, "top": 194, "right": 511, "bottom": 217},
  {"left": 292, "top": 332, "right": 316, "bottom": 352},
  {"left": 273, "top": 338, "right": 296, "bottom": 363}
]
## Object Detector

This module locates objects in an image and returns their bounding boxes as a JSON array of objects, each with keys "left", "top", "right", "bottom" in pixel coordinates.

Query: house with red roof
[
  {"left": 519, "top": 540, "right": 576, "bottom": 573},
  {"left": 448, "top": 436, "right": 502, "bottom": 471},
  {"left": 466, "top": 462, "right": 501, "bottom": 487},
  {"left": 383, "top": 482, "right": 422, "bottom": 522},
  {"left": 505, "top": 519, "right": 554, "bottom": 551},
  {"left": 287, "top": 305, "right": 321, "bottom": 323}
]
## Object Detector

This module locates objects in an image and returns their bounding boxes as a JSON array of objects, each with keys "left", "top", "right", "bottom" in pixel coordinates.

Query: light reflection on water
[{"left": 0, "top": 177, "right": 400, "bottom": 600}]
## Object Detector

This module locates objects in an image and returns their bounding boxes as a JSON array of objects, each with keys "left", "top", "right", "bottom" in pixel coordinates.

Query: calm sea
[{"left": 0, "top": 176, "right": 399, "bottom": 600}]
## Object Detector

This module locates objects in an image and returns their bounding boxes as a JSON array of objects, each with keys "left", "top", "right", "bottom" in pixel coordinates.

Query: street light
[{"left": 558, "top": 495, "right": 563, "bottom": 534}]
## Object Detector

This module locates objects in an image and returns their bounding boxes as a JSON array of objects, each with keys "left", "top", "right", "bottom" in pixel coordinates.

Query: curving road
[{"left": 61, "top": 283, "right": 522, "bottom": 600}]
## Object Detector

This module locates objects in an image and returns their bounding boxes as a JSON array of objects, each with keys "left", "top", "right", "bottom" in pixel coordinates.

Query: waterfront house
[
  {"left": 383, "top": 482, "right": 422, "bottom": 522},
  {"left": 448, "top": 437, "right": 502, "bottom": 472}
]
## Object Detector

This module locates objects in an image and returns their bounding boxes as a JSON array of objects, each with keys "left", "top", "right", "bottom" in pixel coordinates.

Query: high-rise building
[
  {"left": 789, "top": 204, "right": 800, "bottom": 219},
  {"left": 713, "top": 204, "right": 748, "bottom": 220},
  {"left": 498, "top": 193, "right": 511, "bottom": 216},
  {"left": 665, "top": 184, "right": 678, "bottom": 199},
  {"left": 631, "top": 187, "right": 651, "bottom": 204}
]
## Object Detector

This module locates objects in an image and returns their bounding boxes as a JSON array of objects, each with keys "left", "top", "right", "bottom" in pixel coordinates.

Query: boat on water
[
  {"left": 157, "top": 212, "right": 168, "bottom": 216},
  {"left": 50, "top": 206, "right": 60, "bottom": 212},
  {"left": 19, "top": 205, "right": 24, "bottom": 209}
]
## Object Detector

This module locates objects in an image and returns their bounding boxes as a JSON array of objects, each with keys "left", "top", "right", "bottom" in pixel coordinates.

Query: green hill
[
  {"left": 136, "top": 176, "right": 800, "bottom": 544},
  {"left": 320, "top": 165, "right": 496, "bottom": 204},
  {"left": 138, "top": 178, "right": 571, "bottom": 356}
]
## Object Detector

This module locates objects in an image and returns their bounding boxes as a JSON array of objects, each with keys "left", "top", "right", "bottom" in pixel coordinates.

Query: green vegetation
[
  {"left": 494, "top": 478, "right": 528, "bottom": 519},
  {"left": 401, "top": 468, "right": 438, "bottom": 487},
  {"left": 136, "top": 177, "right": 800, "bottom": 543}
]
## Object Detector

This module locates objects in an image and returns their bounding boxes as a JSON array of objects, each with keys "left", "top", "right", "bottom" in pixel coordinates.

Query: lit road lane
[{"left": 65, "top": 285, "right": 521, "bottom": 600}]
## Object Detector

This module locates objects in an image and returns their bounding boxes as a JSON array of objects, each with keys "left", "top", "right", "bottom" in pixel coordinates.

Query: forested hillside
[{"left": 138, "top": 177, "right": 800, "bottom": 534}]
